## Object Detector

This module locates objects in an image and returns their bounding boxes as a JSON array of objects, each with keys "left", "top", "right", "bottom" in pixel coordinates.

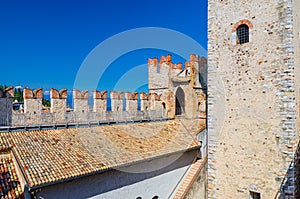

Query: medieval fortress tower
[{"left": 208, "top": 0, "right": 300, "bottom": 198}]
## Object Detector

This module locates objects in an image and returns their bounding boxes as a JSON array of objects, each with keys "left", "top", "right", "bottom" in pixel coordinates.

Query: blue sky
[{"left": 0, "top": 0, "right": 207, "bottom": 92}]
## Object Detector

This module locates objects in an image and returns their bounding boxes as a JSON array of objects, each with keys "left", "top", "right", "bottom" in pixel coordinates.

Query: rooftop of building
[
  {"left": 0, "top": 118, "right": 205, "bottom": 191},
  {"left": 0, "top": 152, "right": 24, "bottom": 199}
]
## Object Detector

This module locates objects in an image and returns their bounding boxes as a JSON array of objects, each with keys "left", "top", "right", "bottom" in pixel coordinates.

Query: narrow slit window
[{"left": 237, "top": 24, "right": 249, "bottom": 44}]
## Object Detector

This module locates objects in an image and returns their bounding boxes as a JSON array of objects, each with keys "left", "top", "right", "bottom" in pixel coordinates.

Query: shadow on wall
[
  {"left": 37, "top": 151, "right": 198, "bottom": 199},
  {"left": 276, "top": 141, "right": 300, "bottom": 198}
]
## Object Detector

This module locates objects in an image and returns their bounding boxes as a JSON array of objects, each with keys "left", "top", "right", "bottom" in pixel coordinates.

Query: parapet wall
[
  {"left": 50, "top": 88, "right": 67, "bottom": 121},
  {"left": 0, "top": 87, "right": 206, "bottom": 126},
  {"left": 0, "top": 54, "right": 207, "bottom": 126},
  {"left": 0, "top": 87, "right": 188, "bottom": 126},
  {"left": 93, "top": 90, "right": 107, "bottom": 112},
  {"left": 23, "top": 88, "right": 43, "bottom": 124},
  {"left": 73, "top": 89, "right": 89, "bottom": 113}
]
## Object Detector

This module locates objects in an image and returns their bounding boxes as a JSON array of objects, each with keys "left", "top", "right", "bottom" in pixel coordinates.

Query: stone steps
[{"left": 173, "top": 156, "right": 207, "bottom": 199}]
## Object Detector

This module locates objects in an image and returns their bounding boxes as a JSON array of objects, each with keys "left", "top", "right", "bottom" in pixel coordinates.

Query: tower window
[{"left": 237, "top": 24, "right": 249, "bottom": 44}]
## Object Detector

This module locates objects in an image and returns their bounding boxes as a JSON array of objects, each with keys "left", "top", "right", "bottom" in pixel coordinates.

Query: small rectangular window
[{"left": 250, "top": 191, "right": 260, "bottom": 199}]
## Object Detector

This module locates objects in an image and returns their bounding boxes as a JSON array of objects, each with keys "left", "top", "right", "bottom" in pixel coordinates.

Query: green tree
[
  {"left": 42, "top": 98, "right": 51, "bottom": 107},
  {"left": 0, "top": 85, "right": 8, "bottom": 92},
  {"left": 13, "top": 88, "right": 24, "bottom": 102}
]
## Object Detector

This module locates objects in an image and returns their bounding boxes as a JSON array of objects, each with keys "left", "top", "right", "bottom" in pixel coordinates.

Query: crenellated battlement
[
  {"left": 0, "top": 53, "right": 206, "bottom": 126},
  {"left": 73, "top": 89, "right": 88, "bottom": 99},
  {"left": 110, "top": 91, "right": 124, "bottom": 112},
  {"left": 93, "top": 90, "right": 107, "bottom": 113},
  {"left": 73, "top": 89, "right": 89, "bottom": 113},
  {"left": 0, "top": 84, "right": 206, "bottom": 126},
  {"left": 110, "top": 90, "right": 124, "bottom": 100},
  {"left": 0, "top": 86, "right": 14, "bottom": 98},
  {"left": 50, "top": 88, "right": 67, "bottom": 120},
  {"left": 50, "top": 88, "right": 67, "bottom": 99},
  {"left": 148, "top": 53, "right": 207, "bottom": 91},
  {"left": 24, "top": 88, "right": 43, "bottom": 99},
  {"left": 148, "top": 54, "right": 205, "bottom": 69},
  {"left": 149, "top": 92, "right": 161, "bottom": 101},
  {"left": 93, "top": 90, "right": 108, "bottom": 99},
  {"left": 23, "top": 88, "right": 43, "bottom": 120},
  {"left": 124, "top": 92, "right": 138, "bottom": 100}
]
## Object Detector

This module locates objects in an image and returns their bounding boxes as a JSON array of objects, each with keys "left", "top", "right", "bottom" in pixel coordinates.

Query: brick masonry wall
[
  {"left": 208, "top": 0, "right": 299, "bottom": 198},
  {"left": 185, "top": 163, "right": 207, "bottom": 199}
]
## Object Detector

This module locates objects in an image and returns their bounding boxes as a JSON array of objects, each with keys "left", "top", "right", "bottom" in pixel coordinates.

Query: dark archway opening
[
  {"left": 162, "top": 102, "right": 166, "bottom": 116},
  {"left": 175, "top": 87, "right": 185, "bottom": 115}
]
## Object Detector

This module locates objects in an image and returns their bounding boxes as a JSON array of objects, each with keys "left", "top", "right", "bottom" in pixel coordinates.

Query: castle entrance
[{"left": 175, "top": 87, "right": 185, "bottom": 115}]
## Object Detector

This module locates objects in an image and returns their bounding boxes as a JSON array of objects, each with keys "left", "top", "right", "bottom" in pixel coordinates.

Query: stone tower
[
  {"left": 148, "top": 54, "right": 207, "bottom": 119},
  {"left": 208, "top": 0, "right": 300, "bottom": 198}
]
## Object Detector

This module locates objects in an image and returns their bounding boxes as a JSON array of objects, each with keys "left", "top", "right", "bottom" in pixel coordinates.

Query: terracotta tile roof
[
  {"left": 0, "top": 153, "right": 24, "bottom": 199},
  {"left": 0, "top": 119, "right": 205, "bottom": 189}
]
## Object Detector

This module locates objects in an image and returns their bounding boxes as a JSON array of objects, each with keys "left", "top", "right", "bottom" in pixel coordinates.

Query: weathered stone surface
[
  {"left": 208, "top": 0, "right": 300, "bottom": 198},
  {"left": 73, "top": 89, "right": 89, "bottom": 113},
  {"left": 148, "top": 54, "right": 207, "bottom": 119},
  {"left": 50, "top": 88, "right": 67, "bottom": 122}
]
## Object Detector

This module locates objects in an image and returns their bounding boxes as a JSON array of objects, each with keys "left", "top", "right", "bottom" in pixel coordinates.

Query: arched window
[
  {"left": 237, "top": 24, "right": 249, "bottom": 44},
  {"left": 175, "top": 87, "right": 185, "bottom": 115},
  {"left": 232, "top": 19, "right": 253, "bottom": 45}
]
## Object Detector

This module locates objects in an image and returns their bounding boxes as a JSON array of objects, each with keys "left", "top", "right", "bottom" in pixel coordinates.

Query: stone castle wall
[
  {"left": 125, "top": 92, "right": 138, "bottom": 112},
  {"left": 148, "top": 54, "right": 207, "bottom": 119},
  {"left": 73, "top": 89, "right": 89, "bottom": 113},
  {"left": 294, "top": 0, "right": 300, "bottom": 137},
  {"left": 148, "top": 54, "right": 207, "bottom": 92},
  {"left": 50, "top": 88, "right": 67, "bottom": 121},
  {"left": 23, "top": 88, "right": 43, "bottom": 124},
  {"left": 1, "top": 88, "right": 183, "bottom": 126},
  {"left": 110, "top": 91, "right": 124, "bottom": 112},
  {"left": 0, "top": 53, "right": 207, "bottom": 126},
  {"left": 208, "top": 0, "right": 299, "bottom": 198},
  {"left": 93, "top": 90, "right": 107, "bottom": 113}
]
